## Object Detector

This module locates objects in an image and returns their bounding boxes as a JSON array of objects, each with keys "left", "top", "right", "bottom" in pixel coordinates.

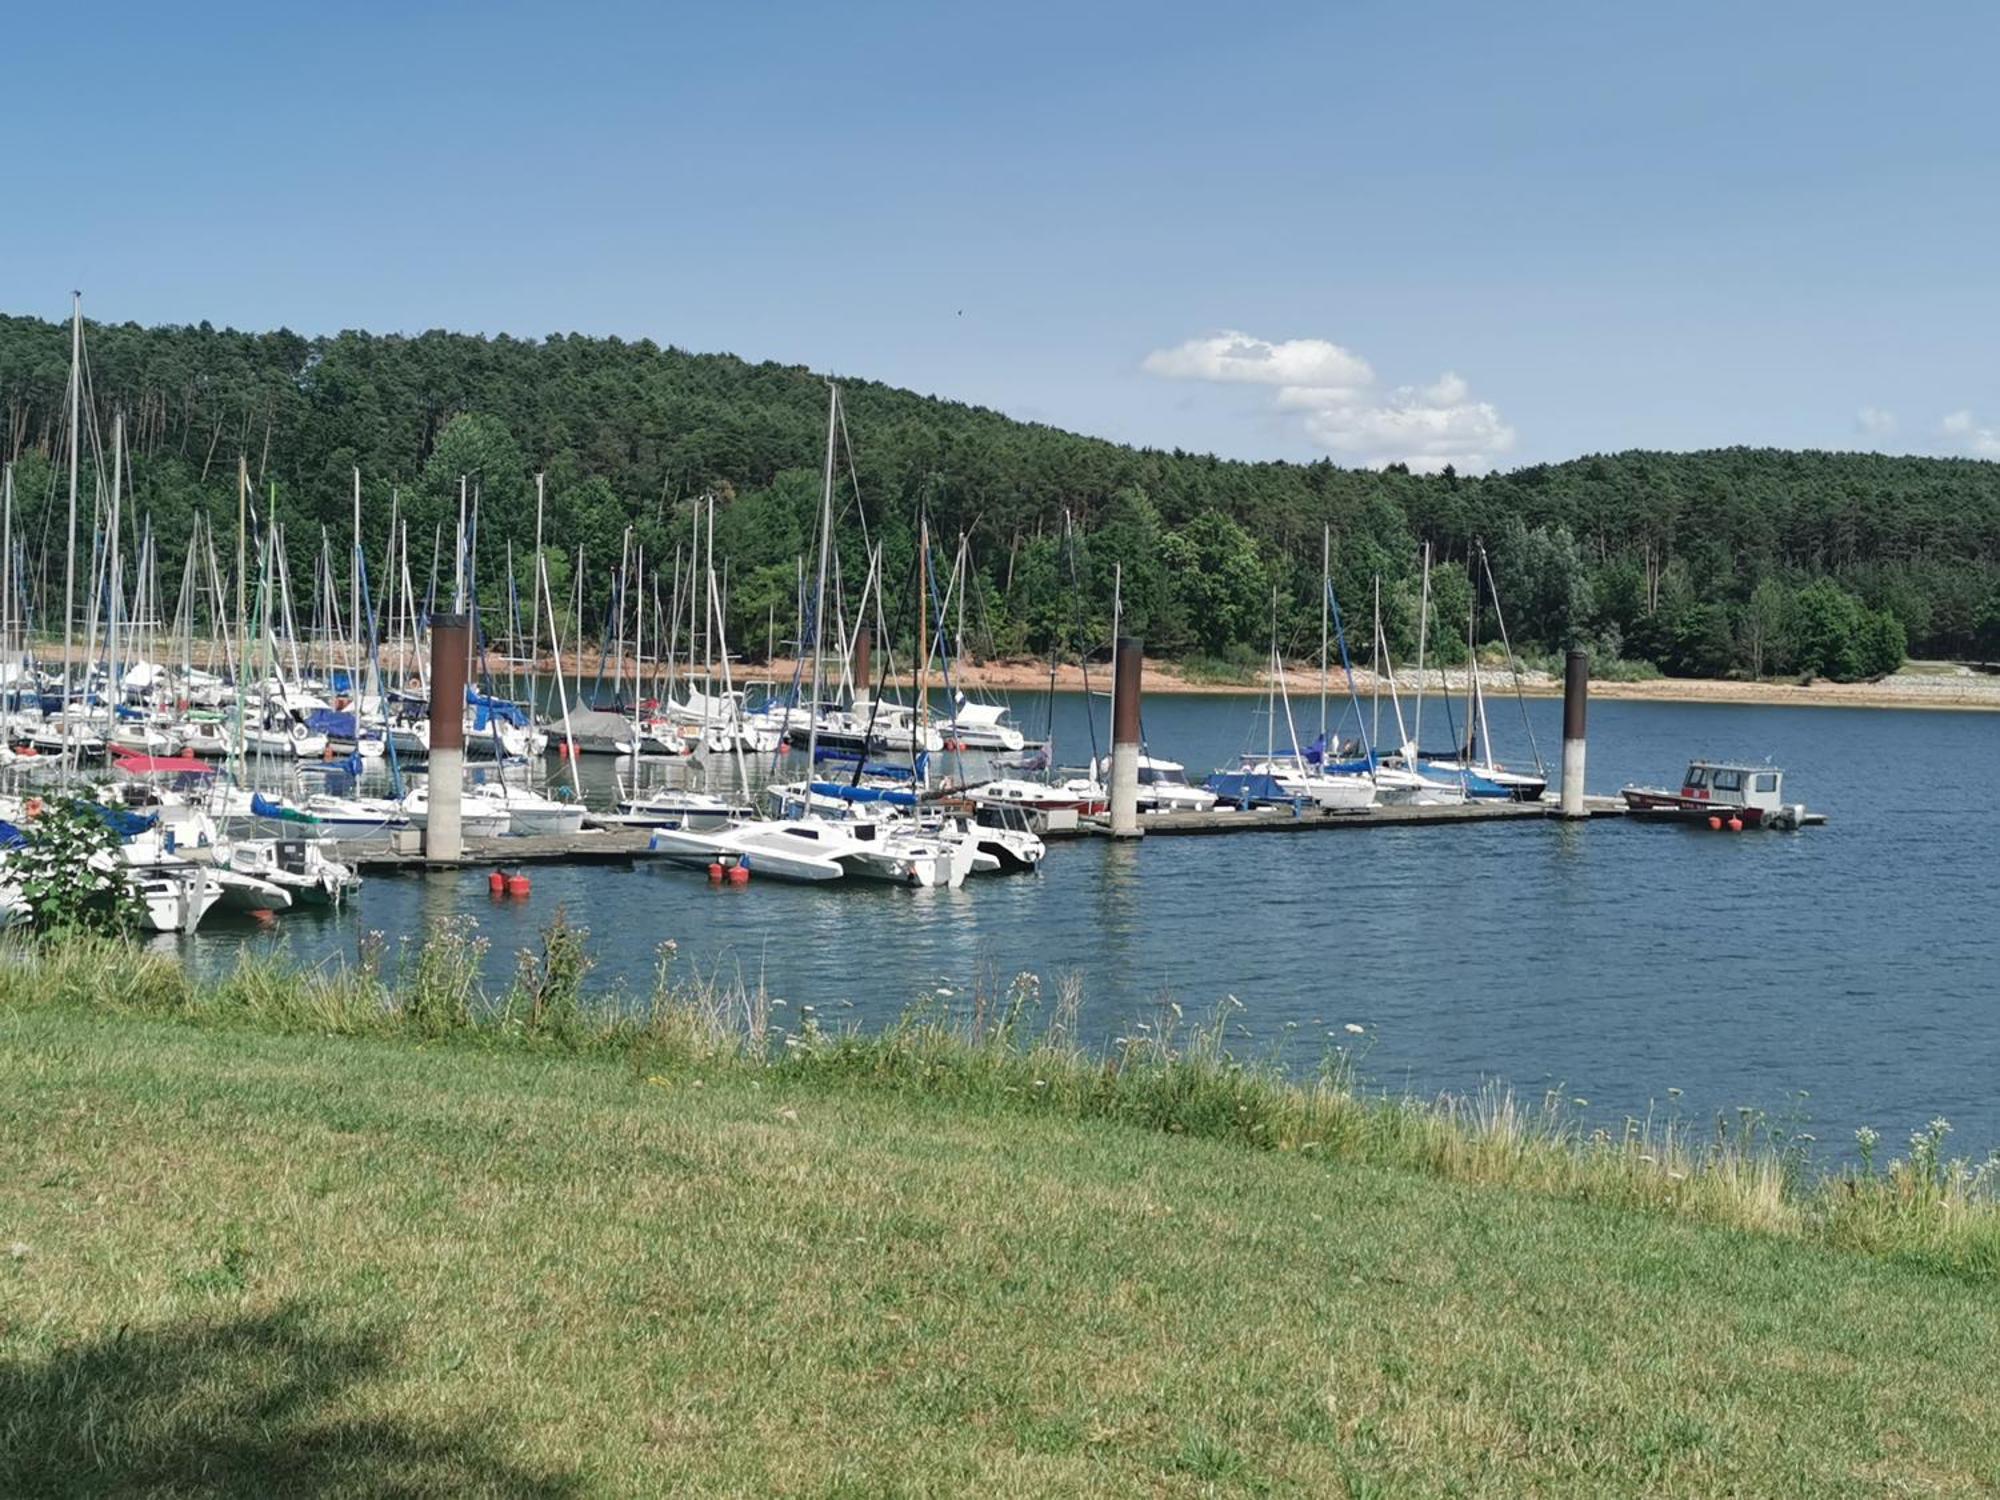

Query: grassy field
[{"left": 3, "top": 939, "right": 1999, "bottom": 1496}]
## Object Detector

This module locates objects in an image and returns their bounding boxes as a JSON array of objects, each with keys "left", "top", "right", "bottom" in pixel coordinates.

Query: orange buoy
[
  {"left": 489, "top": 869, "right": 506, "bottom": 894},
  {"left": 707, "top": 862, "right": 726, "bottom": 883},
  {"left": 1707, "top": 815, "right": 1722, "bottom": 830},
  {"left": 506, "top": 874, "right": 532, "bottom": 897},
  {"left": 1727, "top": 817, "right": 1743, "bottom": 832},
  {"left": 727, "top": 864, "right": 750, "bottom": 885}
]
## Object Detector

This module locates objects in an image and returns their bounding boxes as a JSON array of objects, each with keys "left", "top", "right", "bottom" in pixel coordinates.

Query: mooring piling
[
  {"left": 1109, "top": 635, "right": 1143, "bottom": 838},
  {"left": 1560, "top": 647, "right": 1589, "bottom": 820},
  {"left": 427, "top": 611, "right": 470, "bottom": 862}
]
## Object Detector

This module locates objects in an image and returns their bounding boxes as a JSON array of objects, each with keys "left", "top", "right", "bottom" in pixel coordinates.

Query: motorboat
[
  {"left": 1621, "top": 760, "right": 1814, "bottom": 830},
  {"left": 400, "top": 783, "right": 513, "bottom": 838},
  {"left": 965, "top": 777, "right": 1104, "bottom": 816},
  {"left": 969, "top": 802, "right": 1045, "bottom": 873},
  {"left": 301, "top": 793, "right": 407, "bottom": 840},
  {"left": 944, "top": 694, "right": 1026, "bottom": 753},
  {"left": 605, "top": 785, "right": 745, "bottom": 831},
  {"left": 647, "top": 818, "right": 863, "bottom": 883},
  {"left": 1066, "top": 755, "right": 1216, "bottom": 814},
  {"left": 477, "top": 780, "right": 586, "bottom": 836},
  {"left": 224, "top": 836, "right": 360, "bottom": 906}
]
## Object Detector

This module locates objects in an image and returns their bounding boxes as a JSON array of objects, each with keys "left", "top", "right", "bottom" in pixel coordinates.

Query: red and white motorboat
[{"left": 1620, "top": 760, "right": 1817, "bottom": 830}]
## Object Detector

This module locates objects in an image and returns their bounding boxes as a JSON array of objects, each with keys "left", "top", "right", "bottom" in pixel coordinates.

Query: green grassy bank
[{"left": 4, "top": 931, "right": 1999, "bottom": 1495}]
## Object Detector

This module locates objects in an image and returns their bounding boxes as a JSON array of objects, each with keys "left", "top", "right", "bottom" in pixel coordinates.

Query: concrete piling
[
  {"left": 1559, "top": 647, "right": 1589, "bottom": 820},
  {"left": 427, "top": 612, "right": 470, "bottom": 862},
  {"left": 1109, "top": 635, "right": 1143, "bottom": 838}
]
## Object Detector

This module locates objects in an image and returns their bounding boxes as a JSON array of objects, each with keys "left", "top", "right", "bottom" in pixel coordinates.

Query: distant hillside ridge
[{"left": 3, "top": 312, "right": 1996, "bottom": 677}]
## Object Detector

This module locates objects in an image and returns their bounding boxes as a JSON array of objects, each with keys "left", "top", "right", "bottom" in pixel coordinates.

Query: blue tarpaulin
[{"left": 0, "top": 820, "right": 25, "bottom": 849}]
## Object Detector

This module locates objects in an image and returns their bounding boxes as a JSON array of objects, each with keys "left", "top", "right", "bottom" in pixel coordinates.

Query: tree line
[{"left": 4, "top": 311, "right": 1998, "bottom": 681}]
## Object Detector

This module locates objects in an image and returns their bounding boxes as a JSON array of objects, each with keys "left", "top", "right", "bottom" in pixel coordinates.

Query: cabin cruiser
[
  {"left": 814, "top": 700, "right": 946, "bottom": 758},
  {"left": 964, "top": 777, "right": 1104, "bottom": 816},
  {"left": 1621, "top": 760, "right": 1812, "bottom": 829},
  {"left": 476, "top": 779, "right": 586, "bottom": 836},
  {"left": 223, "top": 836, "right": 360, "bottom": 906},
  {"left": 605, "top": 785, "right": 745, "bottom": 831},
  {"left": 399, "top": 782, "right": 513, "bottom": 838},
  {"left": 1212, "top": 757, "right": 1375, "bottom": 811},
  {"left": 648, "top": 818, "right": 867, "bottom": 883},
  {"left": 969, "top": 802, "right": 1045, "bottom": 873},
  {"left": 300, "top": 792, "right": 407, "bottom": 840},
  {"left": 944, "top": 694, "right": 1026, "bottom": 753},
  {"left": 1064, "top": 755, "right": 1216, "bottom": 814}
]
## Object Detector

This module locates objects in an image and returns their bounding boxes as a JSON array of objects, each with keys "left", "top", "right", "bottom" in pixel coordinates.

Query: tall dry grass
[{"left": 3, "top": 920, "right": 1995, "bottom": 1276}]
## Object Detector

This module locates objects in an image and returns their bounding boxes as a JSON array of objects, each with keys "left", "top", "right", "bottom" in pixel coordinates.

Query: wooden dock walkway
[{"left": 342, "top": 828, "right": 669, "bottom": 872}]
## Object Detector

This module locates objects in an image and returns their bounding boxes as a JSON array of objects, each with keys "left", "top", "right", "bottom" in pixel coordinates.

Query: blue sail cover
[
  {"left": 1203, "top": 771, "right": 1294, "bottom": 807},
  {"left": 808, "top": 781, "right": 918, "bottom": 807},
  {"left": 0, "top": 820, "right": 25, "bottom": 849},
  {"left": 467, "top": 688, "right": 528, "bottom": 730},
  {"left": 305, "top": 708, "right": 358, "bottom": 740},
  {"left": 82, "top": 802, "right": 158, "bottom": 837},
  {"left": 810, "top": 748, "right": 929, "bottom": 781},
  {"left": 251, "top": 792, "right": 315, "bottom": 824}
]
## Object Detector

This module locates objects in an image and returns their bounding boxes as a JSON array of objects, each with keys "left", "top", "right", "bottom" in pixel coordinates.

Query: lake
[{"left": 174, "top": 686, "right": 2000, "bottom": 1161}]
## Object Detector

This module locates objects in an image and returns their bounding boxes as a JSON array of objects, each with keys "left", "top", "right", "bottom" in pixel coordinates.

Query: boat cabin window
[
  {"left": 1755, "top": 773, "right": 1778, "bottom": 793},
  {"left": 1711, "top": 769, "right": 1743, "bottom": 793},
  {"left": 1683, "top": 766, "right": 1708, "bottom": 788}
]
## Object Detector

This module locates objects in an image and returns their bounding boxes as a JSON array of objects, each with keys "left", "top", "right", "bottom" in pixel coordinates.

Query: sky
[{"left": 6, "top": 1, "right": 1998, "bottom": 473}]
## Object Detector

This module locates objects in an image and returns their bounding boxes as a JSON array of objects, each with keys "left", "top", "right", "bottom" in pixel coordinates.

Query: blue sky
[{"left": 8, "top": 1, "right": 1997, "bottom": 471}]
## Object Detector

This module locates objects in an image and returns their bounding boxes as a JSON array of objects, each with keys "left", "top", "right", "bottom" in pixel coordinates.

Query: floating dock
[
  {"left": 342, "top": 828, "right": 670, "bottom": 872},
  {"left": 336, "top": 796, "right": 1644, "bottom": 872},
  {"left": 1070, "top": 795, "right": 1629, "bottom": 839}
]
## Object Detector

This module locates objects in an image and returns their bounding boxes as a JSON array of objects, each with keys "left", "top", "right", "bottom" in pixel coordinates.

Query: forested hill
[{"left": 3, "top": 312, "right": 1998, "bottom": 679}]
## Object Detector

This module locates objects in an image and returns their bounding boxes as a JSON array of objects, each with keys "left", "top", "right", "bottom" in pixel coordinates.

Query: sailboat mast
[
  {"left": 1414, "top": 542, "right": 1432, "bottom": 754},
  {"left": 803, "top": 385, "right": 838, "bottom": 797},
  {"left": 1319, "top": 524, "right": 1330, "bottom": 740},
  {"left": 61, "top": 294, "right": 81, "bottom": 756}
]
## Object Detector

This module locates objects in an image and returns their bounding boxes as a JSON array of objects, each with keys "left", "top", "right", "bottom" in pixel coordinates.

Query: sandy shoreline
[
  {"left": 701, "top": 656, "right": 2000, "bottom": 713},
  {"left": 59, "top": 636, "right": 2000, "bottom": 712}
]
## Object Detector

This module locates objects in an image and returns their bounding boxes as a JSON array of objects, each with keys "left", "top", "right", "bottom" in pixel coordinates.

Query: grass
[{"left": 4, "top": 927, "right": 2000, "bottom": 1494}]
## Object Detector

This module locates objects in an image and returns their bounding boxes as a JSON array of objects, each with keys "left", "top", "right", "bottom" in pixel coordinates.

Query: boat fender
[
  {"left": 1707, "top": 815, "right": 1722, "bottom": 830},
  {"left": 489, "top": 869, "right": 507, "bottom": 895},
  {"left": 1727, "top": 817, "right": 1743, "bottom": 832},
  {"left": 707, "top": 862, "right": 725, "bottom": 883},
  {"left": 506, "top": 874, "right": 531, "bottom": 898},
  {"left": 727, "top": 865, "right": 750, "bottom": 885}
]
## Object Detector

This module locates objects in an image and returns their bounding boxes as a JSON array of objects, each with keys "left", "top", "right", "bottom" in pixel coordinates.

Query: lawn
[{"left": 4, "top": 1001, "right": 1997, "bottom": 1497}]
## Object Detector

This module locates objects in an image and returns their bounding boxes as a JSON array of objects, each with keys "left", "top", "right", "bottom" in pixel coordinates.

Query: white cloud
[
  {"left": 1856, "top": 406, "right": 1897, "bottom": 439},
  {"left": 1939, "top": 410, "right": 2000, "bottom": 458},
  {"left": 1142, "top": 330, "right": 1373, "bottom": 391},
  {"left": 1143, "top": 330, "right": 1513, "bottom": 472},
  {"left": 1301, "top": 377, "right": 1516, "bottom": 475}
]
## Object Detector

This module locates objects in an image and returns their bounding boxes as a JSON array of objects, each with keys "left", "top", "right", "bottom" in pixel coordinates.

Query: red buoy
[
  {"left": 1727, "top": 817, "right": 1743, "bottom": 832},
  {"left": 506, "top": 873, "right": 532, "bottom": 897},
  {"left": 707, "top": 862, "right": 726, "bottom": 883},
  {"left": 1707, "top": 815, "right": 1722, "bottom": 831},
  {"left": 727, "top": 865, "right": 750, "bottom": 885},
  {"left": 489, "top": 869, "right": 507, "bottom": 894}
]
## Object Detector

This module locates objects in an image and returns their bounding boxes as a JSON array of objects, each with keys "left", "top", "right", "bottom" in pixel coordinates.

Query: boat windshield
[{"left": 1684, "top": 765, "right": 1708, "bottom": 788}]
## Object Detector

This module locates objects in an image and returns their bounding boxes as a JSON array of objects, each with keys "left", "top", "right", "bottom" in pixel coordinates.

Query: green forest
[{"left": 4, "top": 311, "right": 1999, "bottom": 681}]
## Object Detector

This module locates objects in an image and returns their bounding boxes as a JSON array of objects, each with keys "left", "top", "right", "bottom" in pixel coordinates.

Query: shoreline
[{"left": 43, "top": 636, "right": 2000, "bottom": 712}]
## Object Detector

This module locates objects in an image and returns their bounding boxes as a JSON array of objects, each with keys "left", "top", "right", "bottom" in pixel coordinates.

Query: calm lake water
[{"left": 175, "top": 687, "right": 2000, "bottom": 1160}]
